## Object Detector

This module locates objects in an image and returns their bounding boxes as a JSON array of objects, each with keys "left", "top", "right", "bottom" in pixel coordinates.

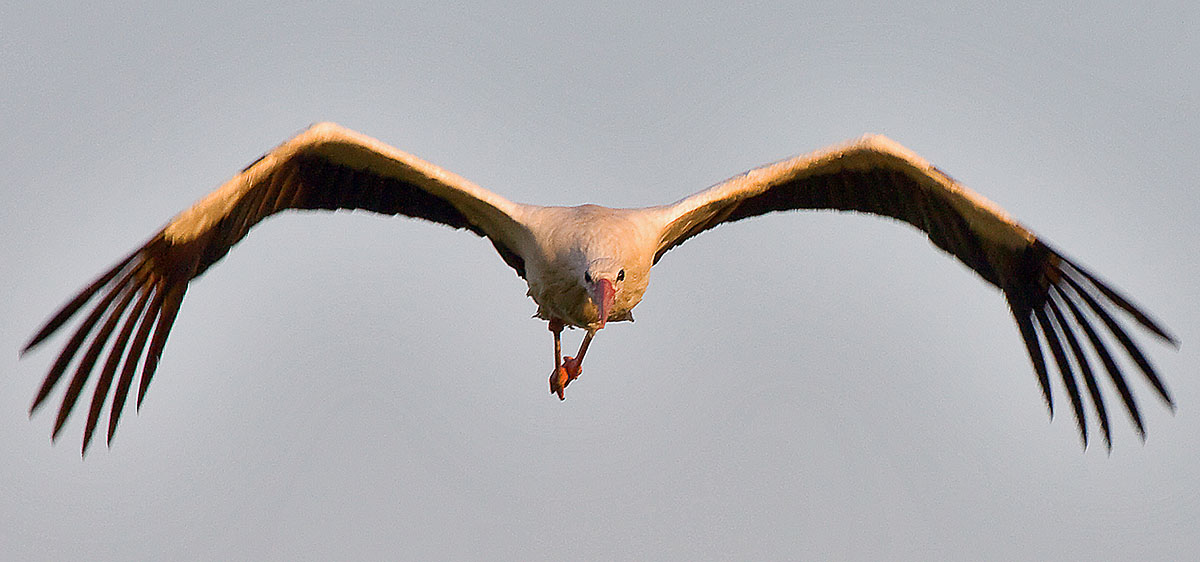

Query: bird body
[{"left": 23, "top": 122, "right": 1177, "bottom": 453}]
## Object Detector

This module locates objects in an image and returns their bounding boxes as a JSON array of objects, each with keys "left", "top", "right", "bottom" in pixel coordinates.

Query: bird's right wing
[{"left": 24, "top": 122, "right": 535, "bottom": 452}]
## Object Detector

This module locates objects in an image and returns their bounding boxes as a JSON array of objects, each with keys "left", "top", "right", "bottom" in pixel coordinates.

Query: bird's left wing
[
  {"left": 23, "top": 122, "right": 534, "bottom": 452},
  {"left": 650, "top": 134, "right": 1176, "bottom": 448}
]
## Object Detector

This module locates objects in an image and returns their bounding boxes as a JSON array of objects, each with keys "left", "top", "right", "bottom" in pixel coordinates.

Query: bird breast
[{"left": 518, "top": 205, "right": 656, "bottom": 328}]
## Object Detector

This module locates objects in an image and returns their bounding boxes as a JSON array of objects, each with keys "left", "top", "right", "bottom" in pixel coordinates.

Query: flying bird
[{"left": 23, "top": 123, "right": 1177, "bottom": 453}]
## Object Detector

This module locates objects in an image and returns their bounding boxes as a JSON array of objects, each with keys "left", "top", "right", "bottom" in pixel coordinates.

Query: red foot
[
  {"left": 549, "top": 357, "right": 584, "bottom": 400},
  {"left": 550, "top": 366, "right": 569, "bottom": 400},
  {"left": 563, "top": 356, "right": 583, "bottom": 380}
]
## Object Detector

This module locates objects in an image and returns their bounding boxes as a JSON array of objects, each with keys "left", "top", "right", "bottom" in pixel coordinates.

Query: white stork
[{"left": 24, "top": 122, "right": 1176, "bottom": 453}]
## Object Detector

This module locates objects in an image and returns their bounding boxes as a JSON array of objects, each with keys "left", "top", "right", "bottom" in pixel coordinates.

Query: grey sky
[{"left": 3, "top": 2, "right": 1197, "bottom": 560}]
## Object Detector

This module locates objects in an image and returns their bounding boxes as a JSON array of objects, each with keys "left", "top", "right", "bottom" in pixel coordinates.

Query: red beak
[{"left": 593, "top": 278, "right": 616, "bottom": 329}]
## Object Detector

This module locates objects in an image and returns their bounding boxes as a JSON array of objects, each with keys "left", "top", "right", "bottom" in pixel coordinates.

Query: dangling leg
[{"left": 548, "top": 319, "right": 569, "bottom": 399}]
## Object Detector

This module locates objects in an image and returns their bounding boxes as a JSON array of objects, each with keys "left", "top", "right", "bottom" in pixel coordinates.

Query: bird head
[{"left": 583, "top": 258, "right": 626, "bottom": 329}]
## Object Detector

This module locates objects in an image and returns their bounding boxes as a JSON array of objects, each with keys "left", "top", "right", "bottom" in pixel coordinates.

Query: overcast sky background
[{"left": 2, "top": 2, "right": 1198, "bottom": 560}]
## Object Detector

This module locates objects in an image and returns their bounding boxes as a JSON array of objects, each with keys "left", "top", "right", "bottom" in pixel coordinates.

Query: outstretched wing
[
  {"left": 651, "top": 134, "right": 1177, "bottom": 448},
  {"left": 24, "top": 122, "right": 534, "bottom": 453}
]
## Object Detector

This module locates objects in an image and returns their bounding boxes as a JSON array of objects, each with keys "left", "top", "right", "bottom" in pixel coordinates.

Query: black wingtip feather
[
  {"left": 1056, "top": 281, "right": 1146, "bottom": 440},
  {"left": 83, "top": 283, "right": 154, "bottom": 455},
  {"left": 1060, "top": 272, "right": 1175, "bottom": 409},
  {"left": 23, "top": 249, "right": 140, "bottom": 355},
  {"left": 1012, "top": 304, "right": 1054, "bottom": 419},
  {"left": 1059, "top": 255, "right": 1179, "bottom": 347},
  {"left": 109, "top": 286, "right": 162, "bottom": 445},
  {"left": 52, "top": 282, "right": 139, "bottom": 441},
  {"left": 1047, "top": 289, "right": 1112, "bottom": 450},
  {"left": 136, "top": 283, "right": 186, "bottom": 410},
  {"left": 32, "top": 266, "right": 139, "bottom": 417},
  {"left": 1035, "top": 306, "right": 1088, "bottom": 448}
]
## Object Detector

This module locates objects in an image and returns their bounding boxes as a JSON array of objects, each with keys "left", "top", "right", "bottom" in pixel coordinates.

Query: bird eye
[
  {"left": 617, "top": 269, "right": 625, "bottom": 281},
  {"left": 584, "top": 272, "right": 593, "bottom": 284}
]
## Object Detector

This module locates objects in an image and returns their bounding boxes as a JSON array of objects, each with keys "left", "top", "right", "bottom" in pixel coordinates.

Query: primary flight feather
[{"left": 23, "top": 122, "right": 1177, "bottom": 453}]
